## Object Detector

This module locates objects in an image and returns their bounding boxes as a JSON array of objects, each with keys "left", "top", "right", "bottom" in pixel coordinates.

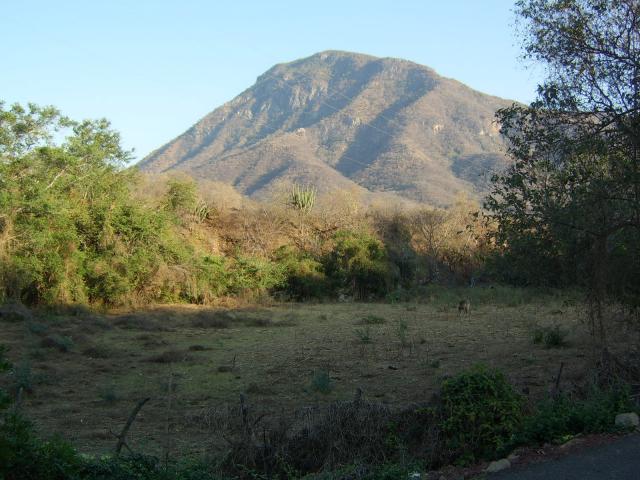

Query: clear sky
[{"left": 2, "top": 0, "right": 542, "bottom": 162}]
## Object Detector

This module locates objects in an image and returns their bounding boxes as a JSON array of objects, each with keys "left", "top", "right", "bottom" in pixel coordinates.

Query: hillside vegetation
[{"left": 0, "top": 101, "right": 494, "bottom": 308}]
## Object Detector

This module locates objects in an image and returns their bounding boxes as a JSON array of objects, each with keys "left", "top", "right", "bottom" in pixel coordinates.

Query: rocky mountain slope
[{"left": 139, "top": 51, "right": 514, "bottom": 206}]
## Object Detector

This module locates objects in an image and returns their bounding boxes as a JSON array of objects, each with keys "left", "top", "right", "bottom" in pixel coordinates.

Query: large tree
[{"left": 487, "top": 0, "right": 640, "bottom": 338}]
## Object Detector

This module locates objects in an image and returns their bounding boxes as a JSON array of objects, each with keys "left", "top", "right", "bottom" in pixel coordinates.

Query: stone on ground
[
  {"left": 486, "top": 458, "right": 511, "bottom": 473},
  {"left": 615, "top": 412, "right": 639, "bottom": 428}
]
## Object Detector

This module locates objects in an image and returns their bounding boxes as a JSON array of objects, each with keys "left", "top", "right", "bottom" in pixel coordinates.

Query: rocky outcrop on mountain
[{"left": 140, "top": 50, "right": 514, "bottom": 206}]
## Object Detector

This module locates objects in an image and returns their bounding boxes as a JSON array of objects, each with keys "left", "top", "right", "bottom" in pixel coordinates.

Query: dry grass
[{"left": 0, "top": 293, "right": 635, "bottom": 457}]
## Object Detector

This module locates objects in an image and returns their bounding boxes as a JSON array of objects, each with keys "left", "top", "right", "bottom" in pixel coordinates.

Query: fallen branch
[
  {"left": 552, "top": 362, "right": 565, "bottom": 398},
  {"left": 114, "top": 397, "right": 150, "bottom": 456}
]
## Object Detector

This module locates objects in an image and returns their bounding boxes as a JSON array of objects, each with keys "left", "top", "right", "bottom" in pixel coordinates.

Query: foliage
[
  {"left": 516, "top": 384, "right": 634, "bottom": 445},
  {"left": 0, "top": 101, "right": 289, "bottom": 307},
  {"left": 0, "top": 356, "right": 634, "bottom": 479},
  {"left": 0, "top": 418, "right": 221, "bottom": 480},
  {"left": 0, "top": 414, "right": 83, "bottom": 480},
  {"left": 10, "top": 359, "right": 34, "bottom": 395},
  {"left": 224, "top": 255, "right": 286, "bottom": 296},
  {"left": 323, "top": 230, "right": 392, "bottom": 299},
  {"left": 532, "top": 324, "right": 568, "bottom": 348},
  {"left": 487, "top": 0, "right": 640, "bottom": 319},
  {"left": 98, "top": 383, "right": 120, "bottom": 405},
  {"left": 310, "top": 369, "right": 333, "bottom": 394},
  {"left": 273, "top": 245, "right": 326, "bottom": 300},
  {"left": 79, "top": 454, "right": 221, "bottom": 480},
  {"left": 165, "top": 178, "right": 198, "bottom": 214},
  {"left": 409, "top": 195, "right": 489, "bottom": 285},
  {"left": 439, "top": 365, "right": 523, "bottom": 463},
  {"left": 0, "top": 101, "right": 499, "bottom": 307},
  {"left": 373, "top": 210, "right": 417, "bottom": 287},
  {"left": 354, "top": 326, "right": 373, "bottom": 344}
]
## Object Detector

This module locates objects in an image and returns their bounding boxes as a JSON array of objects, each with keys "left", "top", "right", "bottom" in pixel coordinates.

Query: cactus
[{"left": 289, "top": 183, "right": 316, "bottom": 215}]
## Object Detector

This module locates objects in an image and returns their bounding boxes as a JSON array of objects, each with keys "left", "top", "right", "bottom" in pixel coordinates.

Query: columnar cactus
[{"left": 289, "top": 183, "right": 316, "bottom": 214}]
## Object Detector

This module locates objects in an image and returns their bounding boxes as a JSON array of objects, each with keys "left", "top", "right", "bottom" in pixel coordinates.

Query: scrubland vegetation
[
  {"left": 2, "top": 0, "right": 640, "bottom": 478},
  {"left": 0, "top": 102, "right": 489, "bottom": 308}
]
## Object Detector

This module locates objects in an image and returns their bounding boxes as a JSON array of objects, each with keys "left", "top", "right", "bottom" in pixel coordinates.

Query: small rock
[
  {"left": 486, "top": 458, "right": 511, "bottom": 473},
  {"left": 408, "top": 473, "right": 421, "bottom": 480},
  {"left": 507, "top": 453, "right": 520, "bottom": 462},
  {"left": 615, "top": 412, "right": 639, "bottom": 428},
  {"left": 560, "top": 437, "right": 584, "bottom": 449}
]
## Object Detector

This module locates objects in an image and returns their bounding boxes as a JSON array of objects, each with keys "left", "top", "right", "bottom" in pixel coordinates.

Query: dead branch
[
  {"left": 114, "top": 397, "right": 150, "bottom": 456},
  {"left": 552, "top": 362, "right": 565, "bottom": 398}
]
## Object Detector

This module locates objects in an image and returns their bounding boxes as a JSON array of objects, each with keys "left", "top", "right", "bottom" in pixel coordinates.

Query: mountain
[{"left": 139, "top": 51, "right": 514, "bottom": 207}]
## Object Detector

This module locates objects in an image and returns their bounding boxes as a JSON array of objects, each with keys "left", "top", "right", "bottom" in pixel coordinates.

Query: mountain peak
[{"left": 140, "top": 51, "right": 511, "bottom": 206}]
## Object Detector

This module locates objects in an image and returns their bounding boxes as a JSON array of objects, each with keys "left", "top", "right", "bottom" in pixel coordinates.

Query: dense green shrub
[
  {"left": 165, "top": 178, "right": 198, "bottom": 214},
  {"left": 517, "top": 384, "right": 634, "bottom": 445},
  {"left": 225, "top": 255, "right": 286, "bottom": 296},
  {"left": 0, "top": 423, "right": 222, "bottom": 480},
  {"left": 439, "top": 365, "right": 523, "bottom": 463},
  {"left": 323, "top": 230, "right": 392, "bottom": 299},
  {"left": 0, "top": 102, "right": 291, "bottom": 307},
  {"left": 0, "top": 415, "right": 84, "bottom": 480},
  {"left": 273, "top": 245, "right": 327, "bottom": 300},
  {"left": 532, "top": 325, "right": 568, "bottom": 348}
]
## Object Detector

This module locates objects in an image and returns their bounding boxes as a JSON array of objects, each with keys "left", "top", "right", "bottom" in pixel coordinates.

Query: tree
[
  {"left": 0, "top": 101, "right": 190, "bottom": 305},
  {"left": 487, "top": 0, "right": 640, "bottom": 340}
]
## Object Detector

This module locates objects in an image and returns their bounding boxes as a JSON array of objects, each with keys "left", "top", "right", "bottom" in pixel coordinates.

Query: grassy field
[{"left": 1, "top": 287, "right": 626, "bottom": 459}]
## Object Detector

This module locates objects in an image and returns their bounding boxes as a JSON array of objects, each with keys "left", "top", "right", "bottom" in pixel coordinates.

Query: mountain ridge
[{"left": 140, "top": 50, "right": 514, "bottom": 206}]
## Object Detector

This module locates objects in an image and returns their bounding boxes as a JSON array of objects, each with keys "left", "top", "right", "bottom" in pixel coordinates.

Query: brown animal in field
[{"left": 458, "top": 299, "right": 471, "bottom": 316}]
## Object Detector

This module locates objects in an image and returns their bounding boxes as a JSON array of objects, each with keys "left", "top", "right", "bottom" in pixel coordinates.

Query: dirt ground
[{"left": 1, "top": 292, "right": 633, "bottom": 458}]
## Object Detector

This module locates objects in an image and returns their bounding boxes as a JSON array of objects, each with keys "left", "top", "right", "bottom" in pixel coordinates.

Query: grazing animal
[{"left": 458, "top": 299, "right": 471, "bottom": 316}]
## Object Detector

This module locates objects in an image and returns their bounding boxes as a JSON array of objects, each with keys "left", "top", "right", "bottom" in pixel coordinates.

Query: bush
[
  {"left": 0, "top": 421, "right": 222, "bottom": 480},
  {"left": 0, "top": 414, "right": 83, "bottom": 480},
  {"left": 165, "top": 178, "right": 197, "bottom": 214},
  {"left": 354, "top": 327, "right": 373, "bottom": 344},
  {"left": 517, "top": 384, "right": 634, "bottom": 445},
  {"left": 10, "top": 360, "right": 34, "bottom": 395},
  {"left": 98, "top": 384, "right": 120, "bottom": 405},
  {"left": 323, "top": 230, "right": 393, "bottom": 299},
  {"left": 273, "top": 246, "right": 327, "bottom": 300},
  {"left": 225, "top": 255, "right": 286, "bottom": 296},
  {"left": 310, "top": 369, "right": 333, "bottom": 394},
  {"left": 40, "top": 334, "right": 74, "bottom": 353},
  {"left": 439, "top": 365, "right": 523, "bottom": 463},
  {"left": 532, "top": 325, "right": 568, "bottom": 348}
]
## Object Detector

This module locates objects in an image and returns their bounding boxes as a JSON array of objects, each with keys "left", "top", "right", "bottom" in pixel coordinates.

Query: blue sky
[{"left": 2, "top": 1, "right": 541, "bottom": 162}]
